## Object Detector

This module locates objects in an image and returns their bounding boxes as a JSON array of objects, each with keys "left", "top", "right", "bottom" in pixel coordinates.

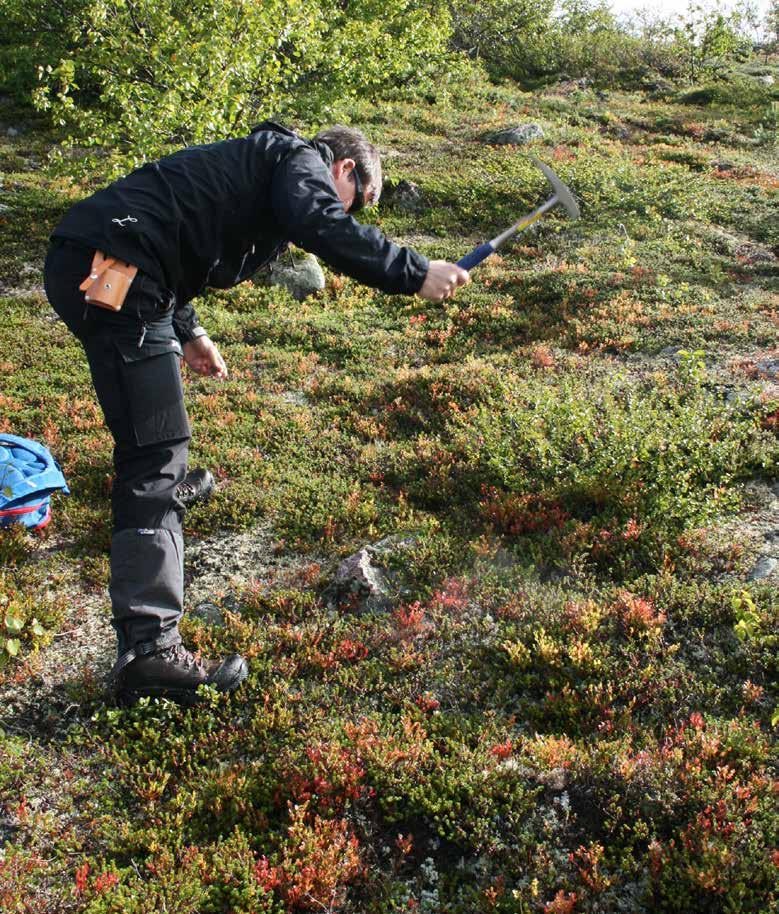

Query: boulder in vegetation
[
  {"left": 383, "top": 179, "right": 424, "bottom": 212},
  {"left": 264, "top": 253, "right": 325, "bottom": 301},
  {"left": 485, "top": 124, "right": 544, "bottom": 145}
]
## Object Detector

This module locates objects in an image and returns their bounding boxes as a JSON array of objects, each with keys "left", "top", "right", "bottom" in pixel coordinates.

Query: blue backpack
[{"left": 0, "top": 434, "right": 70, "bottom": 530}]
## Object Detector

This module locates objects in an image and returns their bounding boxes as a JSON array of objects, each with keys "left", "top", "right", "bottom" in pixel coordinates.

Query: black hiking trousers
[{"left": 44, "top": 238, "right": 190, "bottom": 671}]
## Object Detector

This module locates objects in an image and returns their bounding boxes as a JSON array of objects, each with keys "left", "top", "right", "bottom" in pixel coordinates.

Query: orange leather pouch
[{"left": 85, "top": 261, "right": 138, "bottom": 311}]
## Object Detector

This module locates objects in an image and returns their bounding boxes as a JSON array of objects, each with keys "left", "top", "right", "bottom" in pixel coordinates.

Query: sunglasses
[{"left": 349, "top": 167, "right": 365, "bottom": 214}]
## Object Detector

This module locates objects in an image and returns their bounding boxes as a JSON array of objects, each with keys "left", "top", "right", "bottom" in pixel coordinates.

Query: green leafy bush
[
  {"left": 678, "top": 73, "right": 779, "bottom": 109},
  {"left": 27, "top": 0, "right": 453, "bottom": 165},
  {"left": 461, "top": 0, "right": 684, "bottom": 87},
  {"left": 0, "top": 0, "right": 92, "bottom": 103},
  {"left": 448, "top": 0, "right": 554, "bottom": 63},
  {"left": 0, "top": 527, "right": 65, "bottom": 669},
  {"left": 445, "top": 364, "right": 777, "bottom": 573}
]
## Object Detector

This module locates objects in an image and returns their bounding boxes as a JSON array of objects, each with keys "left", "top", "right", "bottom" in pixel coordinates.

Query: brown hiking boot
[{"left": 115, "top": 642, "right": 248, "bottom": 706}]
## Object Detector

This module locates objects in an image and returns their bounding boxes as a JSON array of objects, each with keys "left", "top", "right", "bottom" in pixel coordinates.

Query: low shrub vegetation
[{"left": 0, "top": 20, "right": 777, "bottom": 914}]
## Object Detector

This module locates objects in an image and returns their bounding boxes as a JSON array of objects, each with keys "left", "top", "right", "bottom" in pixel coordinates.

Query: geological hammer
[{"left": 457, "top": 159, "right": 580, "bottom": 271}]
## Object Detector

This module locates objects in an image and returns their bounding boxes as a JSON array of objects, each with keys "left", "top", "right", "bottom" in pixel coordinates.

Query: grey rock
[
  {"left": 642, "top": 78, "right": 675, "bottom": 93},
  {"left": 486, "top": 124, "right": 544, "bottom": 146},
  {"left": 537, "top": 767, "right": 567, "bottom": 791},
  {"left": 278, "top": 390, "right": 309, "bottom": 407},
  {"left": 706, "top": 224, "right": 740, "bottom": 255},
  {"left": 265, "top": 252, "right": 325, "bottom": 301},
  {"left": 655, "top": 345, "right": 685, "bottom": 363},
  {"left": 324, "top": 534, "right": 417, "bottom": 615},
  {"left": 735, "top": 242, "right": 776, "bottom": 265},
  {"left": 747, "top": 555, "right": 777, "bottom": 581},
  {"left": 366, "top": 533, "right": 417, "bottom": 558},
  {"left": 190, "top": 601, "right": 225, "bottom": 626},
  {"left": 6, "top": 127, "right": 18, "bottom": 137},
  {"left": 760, "top": 74, "right": 775, "bottom": 86},
  {"left": 755, "top": 358, "right": 779, "bottom": 380},
  {"left": 557, "top": 77, "right": 590, "bottom": 93},
  {"left": 383, "top": 179, "right": 424, "bottom": 212},
  {"left": 325, "top": 549, "right": 393, "bottom": 615},
  {"left": 491, "top": 546, "right": 522, "bottom": 570},
  {"left": 725, "top": 387, "right": 750, "bottom": 406}
]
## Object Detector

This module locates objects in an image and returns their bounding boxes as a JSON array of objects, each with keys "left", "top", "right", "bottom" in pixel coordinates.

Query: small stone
[
  {"left": 642, "top": 77, "right": 675, "bottom": 93},
  {"left": 556, "top": 78, "right": 590, "bottom": 94},
  {"left": 265, "top": 252, "right": 325, "bottom": 301},
  {"left": 6, "top": 127, "right": 19, "bottom": 138},
  {"left": 735, "top": 242, "right": 776, "bottom": 265},
  {"left": 365, "top": 533, "right": 417, "bottom": 557},
  {"left": 486, "top": 124, "right": 544, "bottom": 146},
  {"left": 190, "top": 601, "right": 225, "bottom": 626},
  {"left": 324, "top": 549, "right": 393, "bottom": 615},
  {"left": 279, "top": 390, "right": 309, "bottom": 407},
  {"left": 656, "top": 345, "right": 685, "bottom": 363},
  {"left": 755, "top": 358, "right": 779, "bottom": 380},
  {"left": 383, "top": 179, "right": 424, "bottom": 212},
  {"left": 747, "top": 555, "right": 777, "bottom": 581},
  {"left": 725, "top": 387, "right": 748, "bottom": 405},
  {"left": 323, "top": 534, "right": 417, "bottom": 615},
  {"left": 537, "top": 767, "right": 567, "bottom": 791}
]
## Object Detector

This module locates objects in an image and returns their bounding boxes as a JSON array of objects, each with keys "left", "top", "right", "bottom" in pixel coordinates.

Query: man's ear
[{"left": 332, "top": 158, "right": 356, "bottom": 179}]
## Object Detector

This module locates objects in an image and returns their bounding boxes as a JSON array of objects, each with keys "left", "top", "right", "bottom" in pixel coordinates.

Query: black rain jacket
[{"left": 51, "top": 122, "right": 429, "bottom": 341}]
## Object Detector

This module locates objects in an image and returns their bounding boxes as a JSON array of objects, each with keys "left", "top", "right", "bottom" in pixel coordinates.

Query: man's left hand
[{"left": 183, "top": 336, "right": 228, "bottom": 379}]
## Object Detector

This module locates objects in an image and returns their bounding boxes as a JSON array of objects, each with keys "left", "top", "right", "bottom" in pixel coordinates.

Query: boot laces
[
  {"left": 177, "top": 481, "right": 195, "bottom": 499},
  {"left": 158, "top": 643, "right": 206, "bottom": 675}
]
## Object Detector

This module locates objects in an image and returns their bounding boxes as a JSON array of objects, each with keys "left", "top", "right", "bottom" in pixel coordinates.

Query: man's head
[{"left": 314, "top": 125, "right": 382, "bottom": 214}]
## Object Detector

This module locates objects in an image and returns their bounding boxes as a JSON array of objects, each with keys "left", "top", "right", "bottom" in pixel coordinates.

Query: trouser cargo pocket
[{"left": 113, "top": 338, "right": 190, "bottom": 448}]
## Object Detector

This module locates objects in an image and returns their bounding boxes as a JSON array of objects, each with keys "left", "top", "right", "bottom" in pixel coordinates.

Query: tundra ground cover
[{"left": 0, "top": 71, "right": 777, "bottom": 913}]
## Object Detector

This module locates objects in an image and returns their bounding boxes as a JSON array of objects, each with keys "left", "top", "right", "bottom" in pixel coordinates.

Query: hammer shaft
[
  {"left": 457, "top": 193, "right": 560, "bottom": 271},
  {"left": 489, "top": 193, "right": 559, "bottom": 248}
]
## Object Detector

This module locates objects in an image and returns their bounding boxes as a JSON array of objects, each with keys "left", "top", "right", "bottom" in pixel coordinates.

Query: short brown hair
[{"left": 314, "top": 125, "right": 382, "bottom": 206}]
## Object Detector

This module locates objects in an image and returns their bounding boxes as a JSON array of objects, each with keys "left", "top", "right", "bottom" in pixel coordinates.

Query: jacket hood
[{"left": 248, "top": 120, "right": 334, "bottom": 168}]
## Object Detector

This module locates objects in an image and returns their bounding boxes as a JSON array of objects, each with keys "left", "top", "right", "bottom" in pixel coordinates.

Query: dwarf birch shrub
[
  {"left": 448, "top": 367, "right": 776, "bottom": 570},
  {"left": 27, "top": 0, "right": 453, "bottom": 165}
]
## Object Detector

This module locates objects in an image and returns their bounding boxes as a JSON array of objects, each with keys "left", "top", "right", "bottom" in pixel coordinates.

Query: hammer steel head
[{"left": 535, "top": 159, "right": 580, "bottom": 220}]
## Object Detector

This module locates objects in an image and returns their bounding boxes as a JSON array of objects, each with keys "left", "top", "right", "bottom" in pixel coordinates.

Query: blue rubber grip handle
[{"left": 457, "top": 242, "right": 495, "bottom": 271}]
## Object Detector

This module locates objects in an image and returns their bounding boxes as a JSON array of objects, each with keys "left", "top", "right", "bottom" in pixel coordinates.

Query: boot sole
[{"left": 116, "top": 658, "right": 249, "bottom": 707}]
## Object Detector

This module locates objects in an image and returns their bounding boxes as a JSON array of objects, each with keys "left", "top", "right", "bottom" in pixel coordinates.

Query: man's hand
[
  {"left": 418, "top": 260, "right": 470, "bottom": 302},
  {"left": 183, "top": 336, "right": 228, "bottom": 379}
]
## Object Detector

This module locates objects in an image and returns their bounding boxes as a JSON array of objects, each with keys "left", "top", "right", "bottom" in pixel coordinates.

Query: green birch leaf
[{"left": 4, "top": 612, "right": 24, "bottom": 633}]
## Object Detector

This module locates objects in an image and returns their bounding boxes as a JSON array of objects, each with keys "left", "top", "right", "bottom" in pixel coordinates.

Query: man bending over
[{"left": 44, "top": 121, "right": 469, "bottom": 705}]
